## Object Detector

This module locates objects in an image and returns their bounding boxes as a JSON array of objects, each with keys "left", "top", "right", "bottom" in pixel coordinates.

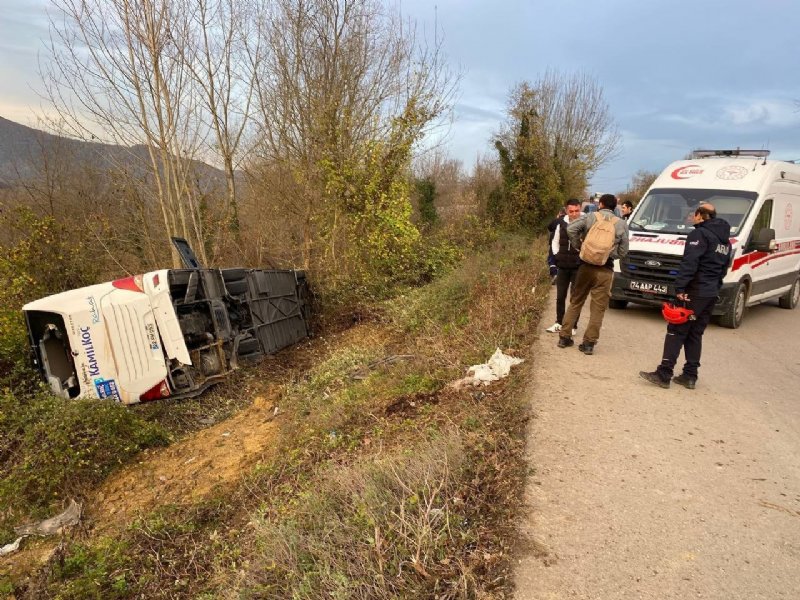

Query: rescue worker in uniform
[{"left": 640, "top": 203, "right": 731, "bottom": 389}]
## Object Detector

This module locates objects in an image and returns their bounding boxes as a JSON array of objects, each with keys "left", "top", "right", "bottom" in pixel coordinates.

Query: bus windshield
[{"left": 630, "top": 188, "right": 757, "bottom": 235}]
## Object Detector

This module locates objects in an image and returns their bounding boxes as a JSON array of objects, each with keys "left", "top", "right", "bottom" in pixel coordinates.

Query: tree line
[{"left": 0, "top": 0, "right": 626, "bottom": 377}]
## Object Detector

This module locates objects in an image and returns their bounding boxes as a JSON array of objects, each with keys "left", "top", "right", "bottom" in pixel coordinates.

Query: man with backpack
[{"left": 557, "top": 194, "right": 629, "bottom": 355}]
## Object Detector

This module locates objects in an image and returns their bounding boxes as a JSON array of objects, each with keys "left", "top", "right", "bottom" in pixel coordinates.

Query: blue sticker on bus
[{"left": 94, "top": 378, "right": 122, "bottom": 402}]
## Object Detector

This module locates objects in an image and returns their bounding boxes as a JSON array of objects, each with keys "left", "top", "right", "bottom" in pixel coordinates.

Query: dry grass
[
  {"left": 10, "top": 232, "right": 552, "bottom": 599},
  {"left": 244, "top": 434, "right": 465, "bottom": 599}
]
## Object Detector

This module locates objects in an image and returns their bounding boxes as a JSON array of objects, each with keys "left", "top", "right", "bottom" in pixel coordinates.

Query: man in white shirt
[{"left": 545, "top": 199, "right": 583, "bottom": 334}]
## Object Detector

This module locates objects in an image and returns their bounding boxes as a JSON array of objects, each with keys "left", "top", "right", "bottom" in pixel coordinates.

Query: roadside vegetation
[
  {"left": 0, "top": 0, "right": 624, "bottom": 596},
  {"left": 2, "top": 234, "right": 551, "bottom": 598}
]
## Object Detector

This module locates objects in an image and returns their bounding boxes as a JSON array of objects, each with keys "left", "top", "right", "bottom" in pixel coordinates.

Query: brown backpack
[{"left": 579, "top": 213, "right": 619, "bottom": 265}]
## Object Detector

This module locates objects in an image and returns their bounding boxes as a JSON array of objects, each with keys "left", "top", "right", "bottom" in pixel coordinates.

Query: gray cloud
[
  {"left": 400, "top": 0, "right": 800, "bottom": 192},
  {"left": 455, "top": 103, "right": 503, "bottom": 122},
  {"left": 3, "top": 0, "right": 799, "bottom": 194}
]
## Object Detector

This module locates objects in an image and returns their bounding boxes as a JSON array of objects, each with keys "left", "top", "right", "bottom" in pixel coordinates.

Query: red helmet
[{"left": 662, "top": 302, "right": 695, "bottom": 325}]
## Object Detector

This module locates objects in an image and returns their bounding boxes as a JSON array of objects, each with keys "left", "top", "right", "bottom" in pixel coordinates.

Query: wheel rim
[{"left": 792, "top": 279, "right": 800, "bottom": 306}]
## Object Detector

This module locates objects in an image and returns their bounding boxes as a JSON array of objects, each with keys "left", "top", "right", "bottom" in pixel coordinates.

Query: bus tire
[{"left": 221, "top": 269, "right": 248, "bottom": 296}]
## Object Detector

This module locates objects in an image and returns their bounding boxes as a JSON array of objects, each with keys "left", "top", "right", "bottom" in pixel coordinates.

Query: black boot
[
  {"left": 672, "top": 374, "right": 697, "bottom": 389},
  {"left": 639, "top": 371, "right": 670, "bottom": 389}
]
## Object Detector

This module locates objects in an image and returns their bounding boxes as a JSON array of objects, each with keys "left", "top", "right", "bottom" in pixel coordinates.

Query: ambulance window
[{"left": 746, "top": 199, "right": 772, "bottom": 251}]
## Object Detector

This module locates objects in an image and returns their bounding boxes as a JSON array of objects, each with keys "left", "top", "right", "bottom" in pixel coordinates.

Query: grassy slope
[{"left": 1, "top": 233, "right": 551, "bottom": 599}]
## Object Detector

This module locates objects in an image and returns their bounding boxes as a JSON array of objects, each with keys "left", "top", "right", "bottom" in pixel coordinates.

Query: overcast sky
[{"left": 2, "top": 0, "right": 800, "bottom": 194}]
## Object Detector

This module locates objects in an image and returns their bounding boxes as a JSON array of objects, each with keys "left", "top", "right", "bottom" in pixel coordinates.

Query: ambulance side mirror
[{"left": 752, "top": 227, "right": 776, "bottom": 252}]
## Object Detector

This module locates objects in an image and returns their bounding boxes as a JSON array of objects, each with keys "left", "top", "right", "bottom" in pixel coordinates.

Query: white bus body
[{"left": 23, "top": 266, "right": 310, "bottom": 404}]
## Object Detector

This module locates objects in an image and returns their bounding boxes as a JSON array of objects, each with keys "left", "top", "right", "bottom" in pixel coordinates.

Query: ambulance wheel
[
  {"left": 719, "top": 282, "right": 747, "bottom": 329},
  {"left": 609, "top": 299, "right": 628, "bottom": 309},
  {"left": 778, "top": 276, "right": 800, "bottom": 309}
]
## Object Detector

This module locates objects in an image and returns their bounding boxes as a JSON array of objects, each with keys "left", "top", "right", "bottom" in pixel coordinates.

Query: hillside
[
  {"left": 0, "top": 117, "right": 120, "bottom": 186},
  {"left": 0, "top": 116, "right": 223, "bottom": 189}
]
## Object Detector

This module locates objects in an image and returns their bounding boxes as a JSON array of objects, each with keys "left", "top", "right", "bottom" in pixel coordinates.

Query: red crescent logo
[{"left": 671, "top": 164, "right": 703, "bottom": 179}]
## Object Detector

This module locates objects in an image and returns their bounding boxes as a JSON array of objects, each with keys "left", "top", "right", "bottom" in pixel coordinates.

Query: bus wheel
[{"left": 222, "top": 268, "right": 248, "bottom": 296}]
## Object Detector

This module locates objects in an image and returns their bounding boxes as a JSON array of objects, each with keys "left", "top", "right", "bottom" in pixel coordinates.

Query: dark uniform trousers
[
  {"left": 554, "top": 265, "right": 580, "bottom": 326},
  {"left": 656, "top": 295, "right": 717, "bottom": 380}
]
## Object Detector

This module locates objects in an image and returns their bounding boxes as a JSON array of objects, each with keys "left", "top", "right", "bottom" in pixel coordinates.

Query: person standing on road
[
  {"left": 546, "top": 207, "right": 565, "bottom": 284},
  {"left": 640, "top": 203, "right": 731, "bottom": 389},
  {"left": 546, "top": 199, "right": 582, "bottom": 334},
  {"left": 557, "top": 194, "right": 629, "bottom": 355},
  {"left": 620, "top": 200, "right": 634, "bottom": 220}
]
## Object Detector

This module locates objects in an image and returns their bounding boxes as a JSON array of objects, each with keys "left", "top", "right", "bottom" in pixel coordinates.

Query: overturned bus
[{"left": 22, "top": 238, "right": 311, "bottom": 404}]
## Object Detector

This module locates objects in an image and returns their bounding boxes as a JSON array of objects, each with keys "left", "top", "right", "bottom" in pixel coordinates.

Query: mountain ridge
[{"left": 0, "top": 116, "right": 223, "bottom": 189}]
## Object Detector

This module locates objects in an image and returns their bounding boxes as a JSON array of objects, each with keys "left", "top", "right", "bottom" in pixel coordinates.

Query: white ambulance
[
  {"left": 610, "top": 149, "right": 800, "bottom": 328},
  {"left": 22, "top": 239, "right": 310, "bottom": 404}
]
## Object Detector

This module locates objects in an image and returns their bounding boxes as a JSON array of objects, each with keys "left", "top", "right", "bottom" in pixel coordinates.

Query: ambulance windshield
[{"left": 629, "top": 188, "right": 757, "bottom": 235}]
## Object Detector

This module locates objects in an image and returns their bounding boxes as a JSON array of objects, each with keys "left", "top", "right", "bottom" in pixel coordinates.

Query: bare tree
[
  {"left": 42, "top": 0, "right": 211, "bottom": 267},
  {"left": 412, "top": 151, "right": 473, "bottom": 223},
  {"left": 177, "top": 0, "right": 264, "bottom": 259},
  {"left": 469, "top": 153, "right": 502, "bottom": 218},
  {"left": 528, "top": 70, "right": 620, "bottom": 195},
  {"left": 618, "top": 169, "right": 659, "bottom": 204},
  {"left": 250, "top": 0, "right": 456, "bottom": 279}
]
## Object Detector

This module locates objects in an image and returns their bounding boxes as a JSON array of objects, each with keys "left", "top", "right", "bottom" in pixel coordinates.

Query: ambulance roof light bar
[{"left": 691, "top": 149, "right": 770, "bottom": 159}]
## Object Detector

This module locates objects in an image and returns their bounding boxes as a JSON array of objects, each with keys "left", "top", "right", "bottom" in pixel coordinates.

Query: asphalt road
[{"left": 514, "top": 291, "right": 800, "bottom": 600}]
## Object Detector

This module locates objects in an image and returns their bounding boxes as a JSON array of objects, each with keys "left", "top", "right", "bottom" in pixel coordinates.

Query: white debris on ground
[
  {"left": 449, "top": 348, "right": 524, "bottom": 389},
  {"left": 0, "top": 537, "right": 23, "bottom": 556},
  {"left": 0, "top": 499, "right": 82, "bottom": 556}
]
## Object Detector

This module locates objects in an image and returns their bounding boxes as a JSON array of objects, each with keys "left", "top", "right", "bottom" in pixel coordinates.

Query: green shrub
[
  {"left": 437, "top": 215, "right": 499, "bottom": 253},
  {"left": 35, "top": 538, "right": 132, "bottom": 600},
  {"left": 0, "top": 390, "right": 170, "bottom": 535},
  {"left": 414, "top": 176, "right": 438, "bottom": 227},
  {"left": 0, "top": 208, "right": 103, "bottom": 383}
]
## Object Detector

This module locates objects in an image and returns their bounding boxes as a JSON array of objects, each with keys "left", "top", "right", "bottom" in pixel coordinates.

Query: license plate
[{"left": 629, "top": 280, "right": 668, "bottom": 294}]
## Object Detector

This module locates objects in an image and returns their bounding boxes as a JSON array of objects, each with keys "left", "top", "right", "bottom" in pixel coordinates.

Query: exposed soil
[
  {"left": 2, "top": 322, "right": 386, "bottom": 586},
  {"left": 514, "top": 292, "right": 800, "bottom": 599},
  {"left": 88, "top": 388, "right": 282, "bottom": 536}
]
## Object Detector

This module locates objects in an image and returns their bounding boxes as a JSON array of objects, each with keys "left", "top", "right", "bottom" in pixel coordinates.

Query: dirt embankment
[
  {"left": 3, "top": 325, "right": 374, "bottom": 584},
  {"left": 90, "top": 388, "right": 282, "bottom": 535},
  {"left": 2, "top": 389, "right": 282, "bottom": 580}
]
